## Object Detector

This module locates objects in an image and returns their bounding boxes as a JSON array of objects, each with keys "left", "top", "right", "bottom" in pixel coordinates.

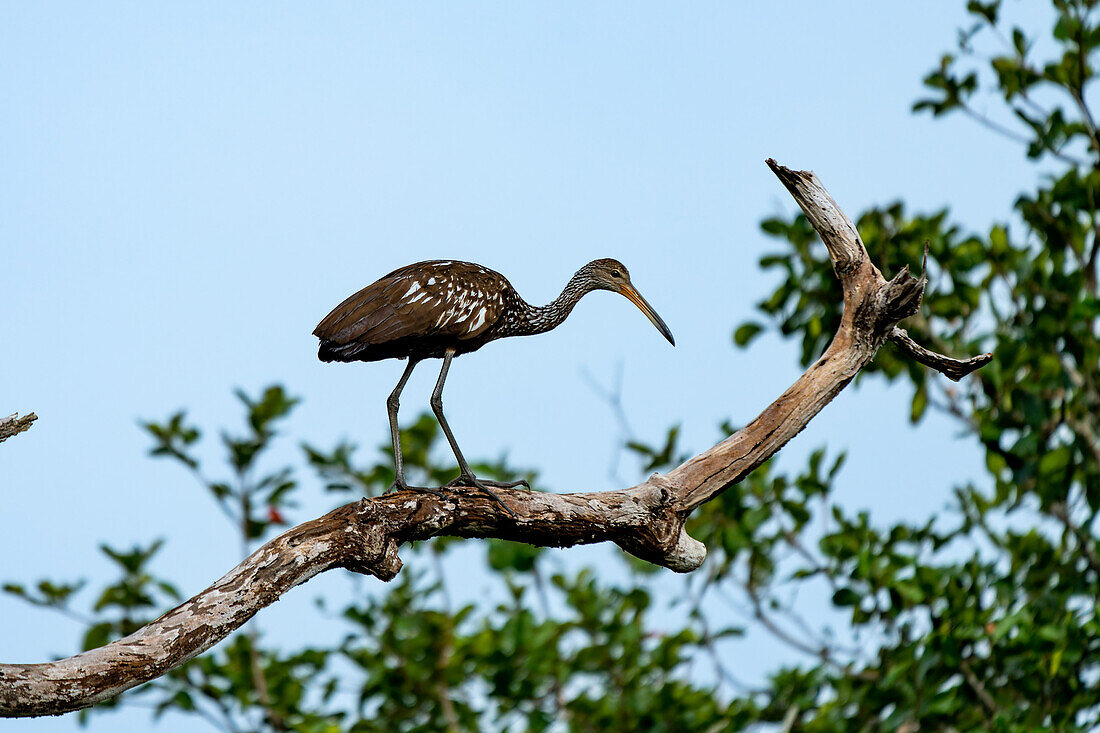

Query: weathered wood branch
[
  {"left": 0, "top": 159, "right": 992, "bottom": 718},
  {"left": 888, "top": 326, "right": 992, "bottom": 381},
  {"left": 0, "top": 413, "right": 37, "bottom": 444}
]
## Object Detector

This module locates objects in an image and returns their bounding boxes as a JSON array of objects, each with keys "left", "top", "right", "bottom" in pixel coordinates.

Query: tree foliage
[
  {"left": 7, "top": 1, "right": 1100, "bottom": 730},
  {"left": 733, "top": 1, "right": 1100, "bottom": 728}
]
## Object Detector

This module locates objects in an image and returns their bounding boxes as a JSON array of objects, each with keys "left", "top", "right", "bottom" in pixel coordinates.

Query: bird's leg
[
  {"left": 386, "top": 358, "right": 442, "bottom": 496},
  {"left": 430, "top": 350, "right": 527, "bottom": 517}
]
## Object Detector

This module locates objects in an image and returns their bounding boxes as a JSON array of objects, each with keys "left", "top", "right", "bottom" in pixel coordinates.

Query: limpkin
[{"left": 313, "top": 258, "right": 675, "bottom": 506}]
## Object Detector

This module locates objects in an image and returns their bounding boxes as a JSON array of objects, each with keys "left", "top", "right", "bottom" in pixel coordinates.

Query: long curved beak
[{"left": 620, "top": 283, "right": 675, "bottom": 346}]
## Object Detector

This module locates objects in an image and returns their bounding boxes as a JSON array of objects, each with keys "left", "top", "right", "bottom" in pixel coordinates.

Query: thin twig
[
  {"left": 780, "top": 704, "right": 800, "bottom": 733},
  {"left": 960, "top": 104, "right": 1088, "bottom": 167},
  {"left": 1050, "top": 501, "right": 1100, "bottom": 578},
  {"left": 959, "top": 657, "right": 1001, "bottom": 715},
  {"left": 581, "top": 362, "right": 634, "bottom": 484},
  {"left": 434, "top": 630, "right": 460, "bottom": 733}
]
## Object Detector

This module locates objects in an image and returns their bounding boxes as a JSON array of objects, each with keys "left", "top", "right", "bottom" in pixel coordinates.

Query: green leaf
[
  {"left": 966, "top": 0, "right": 999, "bottom": 25},
  {"left": 910, "top": 381, "right": 928, "bottom": 423},
  {"left": 82, "top": 622, "right": 113, "bottom": 651},
  {"left": 733, "top": 322, "right": 763, "bottom": 347},
  {"left": 487, "top": 540, "right": 542, "bottom": 573}
]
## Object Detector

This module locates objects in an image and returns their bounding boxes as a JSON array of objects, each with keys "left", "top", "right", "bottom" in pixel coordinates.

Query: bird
[{"left": 313, "top": 258, "right": 675, "bottom": 508}]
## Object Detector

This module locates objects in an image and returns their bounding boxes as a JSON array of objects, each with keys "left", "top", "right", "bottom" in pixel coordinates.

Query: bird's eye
[{"left": 611, "top": 270, "right": 622, "bottom": 278}]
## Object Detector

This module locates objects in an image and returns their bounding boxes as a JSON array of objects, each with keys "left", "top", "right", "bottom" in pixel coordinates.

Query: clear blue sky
[{"left": 2, "top": 2, "right": 1049, "bottom": 731}]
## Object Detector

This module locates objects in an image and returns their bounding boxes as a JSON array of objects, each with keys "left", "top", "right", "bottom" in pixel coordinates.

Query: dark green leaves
[
  {"left": 143, "top": 411, "right": 200, "bottom": 469},
  {"left": 236, "top": 385, "right": 299, "bottom": 440},
  {"left": 2, "top": 579, "right": 85, "bottom": 610},
  {"left": 723, "top": 2, "right": 1100, "bottom": 727},
  {"left": 486, "top": 539, "right": 542, "bottom": 572},
  {"left": 967, "top": 0, "right": 1001, "bottom": 25},
  {"left": 144, "top": 385, "right": 303, "bottom": 545},
  {"left": 733, "top": 321, "right": 762, "bottom": 347},
  {"left": 626, "top": 425, "right": 687, "bottom": 473}
]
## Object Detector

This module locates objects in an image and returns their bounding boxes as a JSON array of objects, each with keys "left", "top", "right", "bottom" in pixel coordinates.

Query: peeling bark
[{"left": 0, "top": 160, "right": 992, "bottom": 718}]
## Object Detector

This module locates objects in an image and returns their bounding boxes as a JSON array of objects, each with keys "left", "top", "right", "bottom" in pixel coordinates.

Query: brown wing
[{"left": 313, "top": 261, "right": 508, "bottom": 346}]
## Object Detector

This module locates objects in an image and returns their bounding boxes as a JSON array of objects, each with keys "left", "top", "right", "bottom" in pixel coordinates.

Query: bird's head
[{"left": 581, "top": 258, "right": 675, "bottom": 346}]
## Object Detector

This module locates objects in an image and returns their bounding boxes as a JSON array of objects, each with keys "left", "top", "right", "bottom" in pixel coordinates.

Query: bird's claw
[
  {"left": 388, "top": 480, "right": 446, "bottom": 498},
  {"left": 444, "top": 474, "right": 521, "bottom": 519},
  {"left": 446, "top": 476, "right": 530, "bottom": 491}
]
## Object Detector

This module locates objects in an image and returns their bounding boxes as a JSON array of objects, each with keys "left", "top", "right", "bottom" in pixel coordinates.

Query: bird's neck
[{"left": 506, "top": 270, "right": 591, "bottom": 337}]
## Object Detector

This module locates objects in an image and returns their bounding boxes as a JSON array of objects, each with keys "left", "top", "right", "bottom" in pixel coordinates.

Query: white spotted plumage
[
  {"left": 468, "top": 306, "right": 488, "bottom": 333},
  {"left": 315, "top": 256, "right": 671, "bottom": 367}
]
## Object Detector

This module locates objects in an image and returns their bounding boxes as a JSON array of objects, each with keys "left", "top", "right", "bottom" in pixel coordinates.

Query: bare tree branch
[
  {"left": 888, "top": 327, "right": 992, "bottom": 381},
  {"left": 0, "top": 159, "right": 991, "bottom": 718},
  {"left": 0, "top": 413, "right": 37, "bottom": 444},
  {"left": 674, "top": 160, "right": 955, "bottom": 511}
]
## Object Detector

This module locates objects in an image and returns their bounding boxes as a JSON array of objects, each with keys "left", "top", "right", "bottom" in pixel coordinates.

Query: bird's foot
[
  {"left": 444, "top": 473, "right": 523, "bottom": 518},
  {"left": 388, "top": 479, "right": 446, "bottom": 498},
  {"left": 446, "top": 476, "right": 530, "bottom": 491}
]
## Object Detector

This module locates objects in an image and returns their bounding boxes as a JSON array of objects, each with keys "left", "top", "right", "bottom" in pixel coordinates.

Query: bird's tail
[{"left": 317, "top": 339, "right": 371, "bottom": 362}]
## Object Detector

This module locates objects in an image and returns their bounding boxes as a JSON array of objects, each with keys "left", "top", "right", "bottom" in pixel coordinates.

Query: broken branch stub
[
  {"left": 0, "top": 160, "right": 992, "bottom": 718},
  {"left": 0, "top": 413, "right": 37, "bottom": 444}
]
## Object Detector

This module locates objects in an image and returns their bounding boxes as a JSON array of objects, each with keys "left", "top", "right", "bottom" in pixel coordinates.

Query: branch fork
[{"left": 0, "top": 159, "right": 992, "bottom": 718}]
